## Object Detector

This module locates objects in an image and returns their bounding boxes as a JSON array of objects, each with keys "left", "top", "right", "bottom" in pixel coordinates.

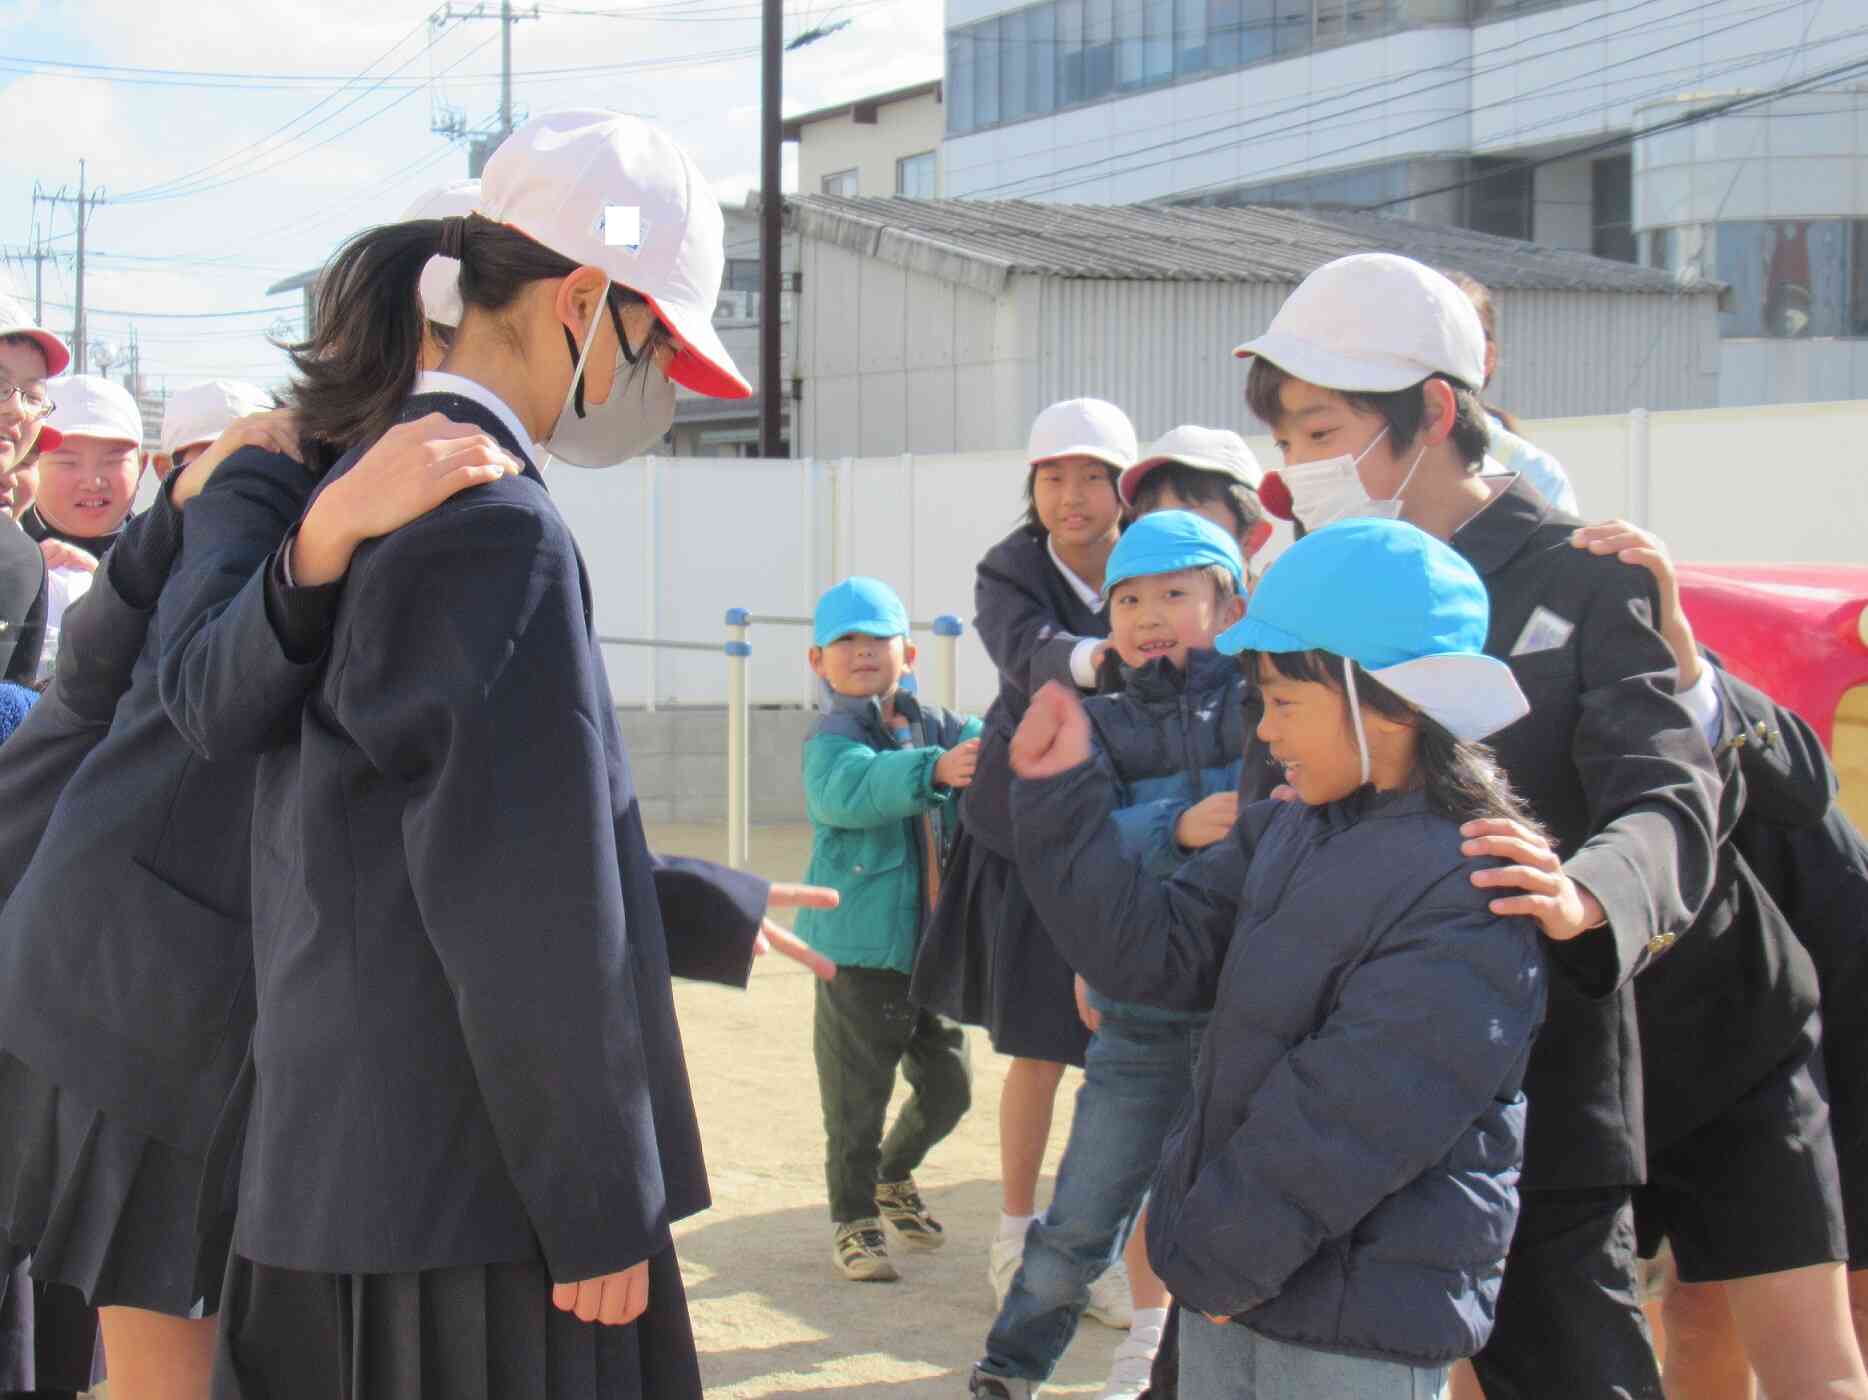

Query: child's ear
[
  {"left": 808, "top": 646, "right": 828, "bottom": 680},
  {"left": 1243, "top": 519, "right": 1274, "bottom": 559},
  {"left": 1220, "top": 591, "right": 1247, "bottom": 627},
  {"left": 901, "top": 639, "right": 919, "bottom": 670}
]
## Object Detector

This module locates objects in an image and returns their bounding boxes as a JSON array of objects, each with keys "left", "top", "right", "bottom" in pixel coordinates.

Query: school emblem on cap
[{"left": 600, "top": 205, "right": 643, "bottom": 254}]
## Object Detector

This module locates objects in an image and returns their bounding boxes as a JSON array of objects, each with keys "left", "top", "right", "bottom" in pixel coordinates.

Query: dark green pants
[{"left": 813, "top": 967, "right": 972, "bottom": 1224}]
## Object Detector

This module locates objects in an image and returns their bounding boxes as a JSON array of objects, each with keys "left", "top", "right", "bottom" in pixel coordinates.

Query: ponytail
[{"left": 280, "top": 212, "right": 673, "bottom": 452}]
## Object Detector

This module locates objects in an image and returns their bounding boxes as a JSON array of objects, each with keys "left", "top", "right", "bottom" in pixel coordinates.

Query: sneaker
[
  {"left": 1098, "top": 1334, "right": 1158, "bottom": 1400},
  {"left": 832, "top": 1218, "right": 899, "bottom": 1282},
  {"left": 876, "top": 1177, "right": 945, "bottom": 1250},
  {"left": 988, "top": 1231, "right": 1025, "bottom": 1310},
  {"left": 1084, "top": 1258, "right": 1134, "bottom": 1329},
  {"left": 968, "top": 1366, "right": 1039, "bottom": 1399}
]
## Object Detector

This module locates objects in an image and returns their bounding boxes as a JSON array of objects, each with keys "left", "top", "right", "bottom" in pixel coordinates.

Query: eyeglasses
[{"left": 0, "top": 381, "right": 54, "bottom": 418}]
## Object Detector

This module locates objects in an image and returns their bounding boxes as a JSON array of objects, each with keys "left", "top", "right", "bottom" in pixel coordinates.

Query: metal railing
[{"left": 600, "top": 609, "right": 965, "bottom": 868}]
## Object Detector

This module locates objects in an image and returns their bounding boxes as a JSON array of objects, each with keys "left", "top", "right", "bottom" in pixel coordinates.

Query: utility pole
[
  {"left": 430, "top": 1, "right": 538, "bottom": 176},
  {"left": 759, "top": 0, "right": 782, "bottom": 458},
  {"left": 36, "top": 165, "right": 104, "bottom": 374}
]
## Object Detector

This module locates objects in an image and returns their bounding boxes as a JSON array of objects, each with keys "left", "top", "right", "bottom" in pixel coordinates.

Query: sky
[{"left": 0, "top": 0, "right": 943, "bottom": 395}]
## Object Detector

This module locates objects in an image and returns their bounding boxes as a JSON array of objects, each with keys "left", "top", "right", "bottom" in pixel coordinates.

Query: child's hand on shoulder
[
  {"left": 1571, "top": 519, "right": 1700, "bottom": 685},
  {"left": 171, "top": 408, "right": 303, "bottom": 508},
  {"left": 1009, "top": 681, "right": 1092, "bottom": 780},
  {"left": 1463, "top": 817, "right": 1607, "bottom": 941},
  {"left": 935, "top": 738, "right": 981, "bottom": 790},
  {"left": 1073, "top": 975, "right": 1102, "bottom": 1033},
  {"left": 1175, "top": 792, "right": 1239, "bottom": 849},
  {"left": 39, "top": 539, "right": 97, "bottom": 574}
]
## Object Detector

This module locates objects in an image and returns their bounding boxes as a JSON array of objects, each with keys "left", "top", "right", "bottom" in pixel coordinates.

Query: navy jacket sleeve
[
  {"left": 339, "top": 498, "right": 672, "bottom": 1282},
  {"left": 1155, "top": 877, "right": 1544, "bottom": 1319},
  {"left": 1713, "top": 663, "right": 1836, "bottom": 828},
  {"left": 974, "top": 538, "right": 1089, "bottom": 697},
  {"left": 1010, "top": 757, "right": 1251, "bottom": 1010},
  {"left": 155, "top": 448, "right": 328, "bottom": 761},
  {"left": 1558, "top": 569, "right": 1720, "bottom": 995},
  {"left": 650, "top": 851, "right": 768, "bottom": 988}
]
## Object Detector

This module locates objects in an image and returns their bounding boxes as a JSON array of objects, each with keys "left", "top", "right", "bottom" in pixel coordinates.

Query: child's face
[
  {"left": 0, "top": 340, "right": 51, "bottom": 477},
  {"left": 1031, "top": 455, "right": 1122, "bottom": 550},
  {"left": 810, "top": 631, "right": 915, "bottom": 701},
  {"left": 1107, "top": 568, "right": 1243, "bottom": 672},
  {"left": 1254, "top": 656, "right": 1367, "bottom": 806},
  {"left": 1269, "top": 378, "right": 1410, "bottom": 502},
  {"left": 35, "top": 434, "right": 143, "bottom": 538}
]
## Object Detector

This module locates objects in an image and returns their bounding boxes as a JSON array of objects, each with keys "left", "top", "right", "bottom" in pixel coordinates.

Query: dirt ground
[{"left": 650, "top": 820, "right": 1123, "bottom": 1399}]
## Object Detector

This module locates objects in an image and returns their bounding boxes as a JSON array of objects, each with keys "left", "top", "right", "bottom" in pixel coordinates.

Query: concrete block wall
[{"left": 618, "top": 705, "right": 817, "bottom": 825}]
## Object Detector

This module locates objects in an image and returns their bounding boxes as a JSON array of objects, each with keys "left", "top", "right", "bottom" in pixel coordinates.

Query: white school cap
[
  {"left": 46, "top": 375, "right": 144, "bottom": 448},
  {"left": 1027, "top": 397, "right": 1138, "bottom": 470},
  {"left": 1232, "top": 253, "right": 1486, "bottom": 394},
  {"left": 0, "top": 289, "right": 71, "bottom": 378},
  {"left": 477, "top": 109, "right": 750, "bottom": 400},
  {"left": 160, "top": 379, "right": 272, "bottom": 458},
  {"left": 1121, "top": 424, "right": 1263, "bottom": 505},
  {"left": 402, "top": 179, "right": 480, "bottom": 329}
]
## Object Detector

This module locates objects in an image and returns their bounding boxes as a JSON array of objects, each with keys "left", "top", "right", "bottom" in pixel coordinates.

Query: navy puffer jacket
[{"left": 1013, "top": 766, "right": 1546, "bottom": 1366}]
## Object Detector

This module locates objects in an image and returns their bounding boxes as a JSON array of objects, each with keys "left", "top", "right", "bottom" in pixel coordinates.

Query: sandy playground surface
[{"left": 653, "top": 820, "right": 1121, "bottom": 1399}]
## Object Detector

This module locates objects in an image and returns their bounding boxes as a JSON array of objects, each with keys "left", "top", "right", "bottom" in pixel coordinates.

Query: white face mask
[
  {"left": 1282, "top": 426, "right": 1425, "bottom": 532},
  {"left": 541, "top": 275, "right": 677, "bottom": 469}
]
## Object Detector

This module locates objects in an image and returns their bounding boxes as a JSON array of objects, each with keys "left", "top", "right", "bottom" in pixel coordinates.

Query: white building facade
[{"left": 940, "top": 0, "right": 1868, "bottom": 407}]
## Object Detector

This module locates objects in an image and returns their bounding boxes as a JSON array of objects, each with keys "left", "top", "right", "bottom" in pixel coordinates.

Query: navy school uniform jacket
[
  {"left": 0, "top": 485, "right": 192, "bottom": 894},
  {"left": 0, "top": 514, "right": 45, "bottom": 684},
  {"left": 206, "top": 393, "right": 717, "bottom": 1281},
  {"left": 1011, "top": 764, "right": 1545, "bottom": 1365},
  {"left": 1634, "top": 660, "right": 1826, "bottom": 1151},
  {"left": 0, "top": 452, "right": 322, "bottom": 1155},
  {"left": 962, "top": 526, "right": 1108, "bottom": 860},
  {"left": 1452, "top": 478, "right": 1719, "bottom": 1189}
]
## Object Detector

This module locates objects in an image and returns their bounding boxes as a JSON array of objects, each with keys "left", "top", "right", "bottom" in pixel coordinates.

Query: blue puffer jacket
[
  {"left": 1084, "top": 649, "right": 1245, "bottom": 1025},
  {"left": 1012, "top": 767, "right": 1546, "bottom": 1366}
]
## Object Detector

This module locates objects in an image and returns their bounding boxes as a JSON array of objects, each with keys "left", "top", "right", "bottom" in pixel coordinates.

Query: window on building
[
  {"left": 1117, "top": 0, "right": 1146, "bottom": 90},
  {"left": 1273, "top": 0, "right": 1311, "bottom": 54},
  {"left": 896, "top": 151, "right": 938, "bottom": 198},
  {"left": 1591, "top": 154, "right": 1636, "bottom": 263},
  {"left": 724, "top": 258, "right": 760, "bottom": 292},
  {"left": 1466, "top": 157, "right": 1532, "bottom": 241},
  {"left": 1058, "top": 0, "right": 1087, "bottom": 105},
  {"left": 1001, "top": 8, "right": 1032, "bottom": 120},
  {"left": 1029, "top": 2, "right": 1059, "bottom": 115},
  {"left": 821, "top": 169, "right": 859, "bottom": 197},
  {"left": 1145, "top": 0, "right": 1176, "bottom": 82},
  {"left": 947, "top": 29, "right": 976, "bottom": 134},
  {"left": 1316, "top": 0, "right": 1392, "bottom": 45},
  {"left": 975, "top": 16, "right": 1003, "bottom": 126},
  {"left": 1176, "top": 0, "right": 1209, "bottom": 73},
  {"left": 1085, "top": 0, "right": 1118, "bottom": 98},
  {"left": 1714, "top": 220, "right": 1851, "bottom": 340}
]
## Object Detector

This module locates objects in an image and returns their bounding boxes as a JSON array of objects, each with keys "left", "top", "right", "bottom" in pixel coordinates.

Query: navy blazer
[
  {"left": 1451, "top": 479, "right": 1719, "bottom": 1190},
  {"left": 0, "top": 452, "right": 320, "bottom": 1154},
  {"left": 227, "top": 393, "right": 714, "bottom": 1281},
  {"left": 0, "top": 515, "right": 43, "bottom": 683}
]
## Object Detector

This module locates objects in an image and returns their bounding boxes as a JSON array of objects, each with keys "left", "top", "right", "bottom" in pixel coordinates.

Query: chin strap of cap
[{"left": 1343, "top": 656, "right": 1372, "bottom": 788}]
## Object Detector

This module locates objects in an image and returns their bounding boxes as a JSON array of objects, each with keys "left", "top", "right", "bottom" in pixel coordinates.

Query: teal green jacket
[{"left": 796, "top": 690, "right": 983, "bottom": 973}]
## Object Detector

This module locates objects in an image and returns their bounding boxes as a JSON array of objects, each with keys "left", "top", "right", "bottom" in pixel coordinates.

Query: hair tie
[{"left": 437, "top": 215, "right": 467, "bottom": 261}]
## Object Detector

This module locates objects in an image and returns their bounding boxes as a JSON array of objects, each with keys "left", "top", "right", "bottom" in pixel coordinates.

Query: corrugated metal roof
[{"left": 790, "top": 196, "right": 1707, "bottom": 295}]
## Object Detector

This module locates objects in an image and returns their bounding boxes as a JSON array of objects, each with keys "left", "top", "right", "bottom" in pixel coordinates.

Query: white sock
[
  {"left": 1128, "top": 1306, "right": 1169, "bottom": 1351},
  {"left": 998, "top": 1212, "right": 1036, "bottom": 1242}
]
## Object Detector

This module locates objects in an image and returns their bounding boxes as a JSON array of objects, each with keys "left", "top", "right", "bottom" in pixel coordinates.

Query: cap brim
[
  {"left": 1232, "top": 329, "right": 1427, "bottom": 394},
  {"left": 1121, "top": 453, "right": 1261, "bottom": 504},
  {"left": 22, "top": 329, "right": 70, "bottom": 378},
  {"left": 1214, "top": 611, "right": 1311, "bottom": 657},
  {"left": 646, "top": 292, "right": 752, "bottom": 400},
  {"left": 1370, "top": 653, "right": 1530, "bottom": 741},
  {"left": 815, "top": 618, "right": 908, "bottom": 646},
  {"left": 29, "top": 423, "right": 61, "bottom": 453},
  {"left": 48, "top": 423, "right": 140, "bottom": 448},
  {"left": 1032, "top": 445, "right": 1130, "bottom": 471}
]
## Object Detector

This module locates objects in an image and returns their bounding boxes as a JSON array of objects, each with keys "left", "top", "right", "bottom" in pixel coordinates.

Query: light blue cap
[
  {"left": 1217, "top": 518, "right": 1529, "bottom": 740},
  {"left": 813, "top": 576, "right": 911, "bottom": 647},
  {"left": 1103, "top": 509, "right": 1245, "bottom": 599}
]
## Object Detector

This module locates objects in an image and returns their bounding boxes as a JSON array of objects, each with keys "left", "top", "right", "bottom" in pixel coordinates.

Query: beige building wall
[{"left": 796, "top": 89, "right": 945, "bottom": 199}]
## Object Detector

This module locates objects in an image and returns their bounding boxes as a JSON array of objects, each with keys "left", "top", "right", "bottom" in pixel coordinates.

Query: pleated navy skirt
[
  {"left": 912, "top": 828, "right": 1089, "bottom": 1069},
  {"left": 211, "top": 1245, "right": 700, "bottom": 1400},
  {"left": 0, "top": 1050, "right": 231, "bottom": 1317}
]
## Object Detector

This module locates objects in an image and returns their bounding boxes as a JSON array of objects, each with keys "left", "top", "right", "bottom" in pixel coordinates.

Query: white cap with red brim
[
  {"left": 46, "top": 375, "right": 144, "bottom": 448},
  {"left": 1027, "top": 397, "right": 1138, "bottom": 470},
  {"left": 402, "top": 179, "right": 481, "bottom": 329},
  {"left": 477, "top": 109, "right": 750, "bottom": 400},
  {"left": 160, "top": 379, "right": 272, "bottom": 457},
  {"left": 0, "top": 290, "right": 72, "bottom": 379}
]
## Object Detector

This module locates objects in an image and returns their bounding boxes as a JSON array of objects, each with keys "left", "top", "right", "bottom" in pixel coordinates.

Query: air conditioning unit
[{"left": 714, "top": 290, "right": 759, "bottom": 322}]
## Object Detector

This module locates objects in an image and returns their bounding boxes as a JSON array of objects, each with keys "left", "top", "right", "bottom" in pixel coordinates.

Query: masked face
[
  {"left": 541, "top": 276, "right": 677, "bottom": 468},
  {"left": 1277, "top": 426, "right": 1430, "bottom": 533}
]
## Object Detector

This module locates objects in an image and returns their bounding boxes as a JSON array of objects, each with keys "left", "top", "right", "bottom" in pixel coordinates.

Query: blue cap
[
  {"left": 813, "top": 576, "right": 911, "bottom": 647},
  {"left": 1217, "top": 519, "right": 1529, "bottom": 740},
  {"left": 1103, "top": 510, "right": 1245, "bottom": 599}
]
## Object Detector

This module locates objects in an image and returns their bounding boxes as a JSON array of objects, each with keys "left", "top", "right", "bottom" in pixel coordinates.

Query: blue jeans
[
  {"left": 978, "top": 1008, "right": 1205, "bottom": 1382},
  {"left": 1178, "top": 1311, "right": 1450, "bottom": 1400}
]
